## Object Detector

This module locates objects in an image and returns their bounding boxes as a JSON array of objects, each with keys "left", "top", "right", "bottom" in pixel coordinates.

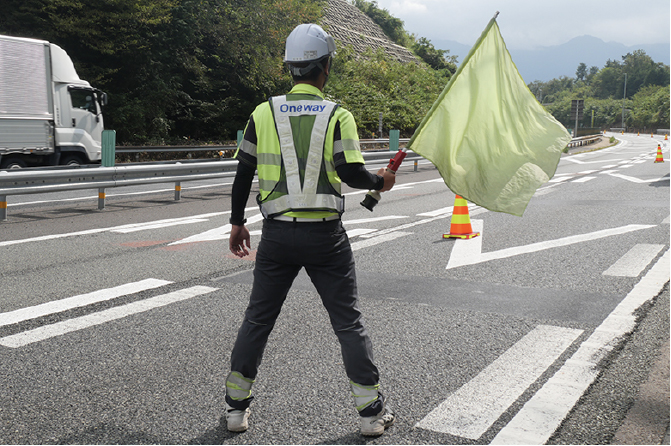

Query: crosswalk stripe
[
  {"left": 603, "top": 244, "right": 665, "bottom": 277},
  {"left": 0, "top": 286, "right": 217, "bottom": 348},
  {"left": 0, "top": 279, "right": 172, "bottom": 328},
  {"left": 415, "top": 325, "right": 583, "bottom": 439}
]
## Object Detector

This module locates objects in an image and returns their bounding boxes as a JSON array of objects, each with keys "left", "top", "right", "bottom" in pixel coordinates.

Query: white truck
[{"left": 0, "top": 34, "right": 107, "bottom": 168}]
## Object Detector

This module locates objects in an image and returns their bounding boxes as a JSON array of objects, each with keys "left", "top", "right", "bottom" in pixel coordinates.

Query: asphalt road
[{"left": 0, "top": 133, "right": 668, "bottom": 444}]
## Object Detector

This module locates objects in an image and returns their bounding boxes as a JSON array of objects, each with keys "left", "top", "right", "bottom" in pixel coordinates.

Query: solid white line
[
  {"left": 346, "top": 228, "right": 378, "bottom": 237},
  {"left": 491, "top": 250, "right": 669, "bottom": 445},
  {"left": 572, "top": 176, "right": 596, "bottom": 183},
  {"left": 0, "top": 212, "right": 230, "bottom": 247},
  {"left": 342, "top": 215, "right": 407, "bottom": 225},
  {"left": 417, "top": 206, "right": 454, "bottom": 217},
  {"left": 416, "top": 325, "right": 583, "bottom": 439},
  {"left": 603, "top": 244, "right": 665, "bottom": 277},
  {"left": 112, "top": 218, "right": 210, "bottom": 233},
  {"left": 0, "top": 286, "right": 218, "bottom": 348},
  {"left": 0, "top": 279, "right": 172, "bottom": 327},
  {"left": 607, "top": 173, "right": 670, "bottom": 183},
  {"left": 350, "top": 231, "right": 412, "bottom": 251}
]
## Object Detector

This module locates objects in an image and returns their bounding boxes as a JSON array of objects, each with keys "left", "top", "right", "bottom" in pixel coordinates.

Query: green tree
[
  {"left": 412, "top": 37, "right": 457, "bottom": 73},
  {"left": 352, "top": 0, "right": 411, "bottom": 46},
  {"left": 326, "top": 45, "right": 449, "bottom": 136},
  {"left": 576, "top": 62, "right": 587, "bottom": 81}
]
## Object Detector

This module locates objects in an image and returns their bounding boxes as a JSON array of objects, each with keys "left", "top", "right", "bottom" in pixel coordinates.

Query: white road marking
[
  {"left": 417, "top": 206, "right": 454, "bottom": 217},
  {"left": 446, "top": 220, "right": 483, "bottom": 270},
  {"left": 416, "top": 325, "right": 583, "bottom": 439},
  {"left": 548, "top": 176, "right": 572, "bottom": 183},
  {"left": 0, "top": 286, "right": 218, "bottom": 348},
  {"left": 168, "top": 213, "right": 264, "bottom": 246},
  {"left": 350, "top": 231, "right": 412, "bottom": 251},
  {"left": 346, "top": 228, "right": 378, "bottom": 237},
  {"left": 0, "top": 279, "right": 172, "bottom": 328},
  {"left": 562, "top": 158, "right": 624, "bottom": 165},
  {"left": 603, "top": 244, "right": 665, "bottom": 277},
  {"left": 112, "top": 218, "right": 210, "bottom": 233},
  {"left": 607, "top": 173, "right": 670, "bottom": 183},
  {"left": 491, "top": 250, "right": 669, "bottom": 445},
  {"left": 446, "top": 224, "right": 656, "bottom": 269},
  {"left": 0, "top": 212, "right": 230, "bottom": 247},
  {"left": 572, "top": 176, "right": 596, "bottom": 183},
  {"left": 342, "top": 216, "right": 407, "bottom": 225}
]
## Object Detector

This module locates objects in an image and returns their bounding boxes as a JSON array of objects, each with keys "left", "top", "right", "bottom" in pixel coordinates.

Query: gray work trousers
[{"left": 229, "top": 218, "right": 380, "bottom": 404}]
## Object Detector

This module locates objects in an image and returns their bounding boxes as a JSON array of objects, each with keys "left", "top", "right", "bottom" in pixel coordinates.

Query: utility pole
[{"left": 621, "top": 73, "right": 627, "bottom": 131}]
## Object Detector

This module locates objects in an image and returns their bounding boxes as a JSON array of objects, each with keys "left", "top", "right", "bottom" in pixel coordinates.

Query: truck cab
[{"left": 0, "top": 35, "right": 107, "bottom": 169}]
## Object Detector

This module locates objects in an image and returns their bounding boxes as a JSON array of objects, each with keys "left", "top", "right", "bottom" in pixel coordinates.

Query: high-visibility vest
[{"left": 257, "top": 95, "right": 344, "bottom": 219}]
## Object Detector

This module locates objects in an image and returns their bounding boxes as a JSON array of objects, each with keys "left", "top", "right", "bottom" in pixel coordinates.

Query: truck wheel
[
  {"left": 60, "top": 154, "right": 83, "bottom": 166},
  {"left": 0, "top": 157, "right": 27, "bottom": 169}
]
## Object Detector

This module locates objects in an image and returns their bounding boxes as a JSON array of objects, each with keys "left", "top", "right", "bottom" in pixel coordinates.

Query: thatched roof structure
[{"left": 322, "top": 0, "right": 417, "bottom": 64}]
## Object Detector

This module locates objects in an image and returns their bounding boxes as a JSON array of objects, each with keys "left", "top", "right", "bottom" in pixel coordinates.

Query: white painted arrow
[{"left": 446, "top": 223, "right": 656, "bottom": 269}]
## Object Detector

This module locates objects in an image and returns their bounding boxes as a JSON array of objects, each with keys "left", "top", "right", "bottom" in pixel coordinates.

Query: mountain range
[{"left": 433, "top": 35, "right": 670, "bottom": 83}]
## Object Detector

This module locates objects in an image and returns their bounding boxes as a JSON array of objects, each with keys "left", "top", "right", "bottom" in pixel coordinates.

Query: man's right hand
[
  {"left": 377, "top": 167, "right": 396, "bottom": 192},
  {"left": 229, "top": 225, "right": 251, "bottom": 257}
]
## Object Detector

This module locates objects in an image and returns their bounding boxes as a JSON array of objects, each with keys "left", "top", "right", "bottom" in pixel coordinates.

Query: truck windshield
[{"left": 70, "top": 89, "right": 97, "bottom": 114}]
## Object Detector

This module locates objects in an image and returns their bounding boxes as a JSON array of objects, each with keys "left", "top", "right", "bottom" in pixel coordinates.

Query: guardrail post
[
  {"left": 0, "top": 195, "right": 7, "bottom": 221},
  {"left": 390, "top": 129, "right": 399, "bottom": 152},
  {"left": 101, "top": 130, "right": 116, "bottom": 167},
  {"left": 98, "top": 188, "right": 105, "bottom": 210},
  {"left": 175, "top": 182, "right": 181, "bottom": 201}
]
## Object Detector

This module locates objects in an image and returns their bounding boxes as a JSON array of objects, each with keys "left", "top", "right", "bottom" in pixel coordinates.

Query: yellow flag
[{"left": 408, "top": 14, "right": 571, "bottom": 216}]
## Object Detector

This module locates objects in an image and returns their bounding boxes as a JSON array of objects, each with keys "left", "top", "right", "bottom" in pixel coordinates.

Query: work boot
[
  {"left": 225, "top": 403, "right": 250, "bottom": 432},
  {"left": 360, "top": 406, "right": 395, "bottom": 436}
]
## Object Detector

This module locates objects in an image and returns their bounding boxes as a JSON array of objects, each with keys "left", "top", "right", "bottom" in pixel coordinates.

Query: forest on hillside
[{"left": 1, "top": 0, "right": 668, "bottom": 145}]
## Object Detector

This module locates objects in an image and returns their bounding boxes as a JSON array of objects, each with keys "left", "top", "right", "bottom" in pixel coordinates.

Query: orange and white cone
[
  {"left": 665, "top": 134, "right": 668, "bottom": 141},
  {"left": 443, "top": 195, "right": 480, "bottom": 239},
  {"left": 654, "top": 144, "right": 664, "bottom": 163}
]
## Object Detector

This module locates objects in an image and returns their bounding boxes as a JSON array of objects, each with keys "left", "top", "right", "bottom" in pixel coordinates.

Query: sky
[{"left": 371, "top": 0, "right": 671, "bottom": 50}]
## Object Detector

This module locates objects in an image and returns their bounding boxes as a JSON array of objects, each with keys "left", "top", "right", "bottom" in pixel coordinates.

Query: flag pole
[{"left": 407, "top": 11, "right": 501, "bottom": 149}]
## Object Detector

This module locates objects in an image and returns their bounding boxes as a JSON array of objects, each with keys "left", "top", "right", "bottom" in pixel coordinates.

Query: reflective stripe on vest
[{"left": 259, "top": 96, "right": 344, "bottom": 218}]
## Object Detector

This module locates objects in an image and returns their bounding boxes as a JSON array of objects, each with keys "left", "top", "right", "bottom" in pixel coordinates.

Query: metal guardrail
[
  {"left": 114, "top": 138, "right": 412, "bottom": 155},
  {"left": 0, "top": 151, "right": 418, "bottom": 221},
  {"left": 566, "top": 134, "right": 602, "bottom": 148}
]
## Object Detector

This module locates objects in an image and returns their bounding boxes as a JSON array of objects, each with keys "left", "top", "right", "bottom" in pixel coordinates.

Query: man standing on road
[{"left": 225, "top": 23, "right": 396, "bottom": 437}]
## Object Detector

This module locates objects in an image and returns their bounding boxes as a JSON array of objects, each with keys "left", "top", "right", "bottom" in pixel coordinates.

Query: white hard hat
[{"left": 284, "top": 24, "right": 336, "bottom": 76}]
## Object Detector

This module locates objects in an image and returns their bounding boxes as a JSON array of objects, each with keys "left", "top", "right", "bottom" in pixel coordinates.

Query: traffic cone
[
  {"left": 654, "top": 144, "right": 664, "bottom": 163},
  {"left": 665, "top": 134, "right": 668, "bottom": 140},
  {"left": 651, "top": 133, "right": 654, "bottom": 138},
  {"left": 443, "top": 195, "right": 480, "bottom": 239}
]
